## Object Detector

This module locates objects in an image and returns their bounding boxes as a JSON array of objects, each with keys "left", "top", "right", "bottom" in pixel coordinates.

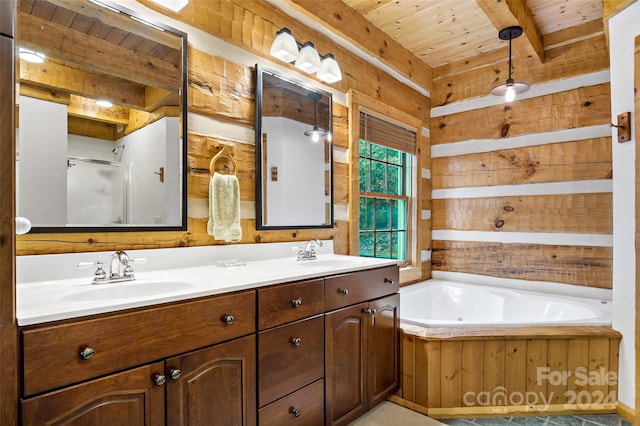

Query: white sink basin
[
  {"left": 59, "top": 281, "right": 196, "bottom": 302},
  {"left": 297, "top": 258, "right": 366, "bottom": 267}
]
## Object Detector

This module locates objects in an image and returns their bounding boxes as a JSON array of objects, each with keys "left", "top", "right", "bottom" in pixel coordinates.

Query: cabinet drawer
[
  {"left": 258, "top": 315, "right": 324, "bottom": 407},
  {"left": 258, "top": 278, "right": 323, "bottom": 330},
  {"left": 258, "top": 379, "right": 324, "bottom": 426},
  {"left": 22, "top": 290, "right": 256, "bottom": 396},
  {"left": 324, "top": 265, "right": 399, "bottom": 311}
]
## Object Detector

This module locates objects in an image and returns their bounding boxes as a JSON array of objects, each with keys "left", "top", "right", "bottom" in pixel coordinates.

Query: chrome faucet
[
  {"left": 78, "top": 250, "right": 145, "bottom": 284},
  {"left": 298, "top": 239, "right": 323, "bottom": 261}
]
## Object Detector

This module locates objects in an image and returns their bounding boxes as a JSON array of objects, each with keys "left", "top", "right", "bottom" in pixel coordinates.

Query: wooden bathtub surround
[{"left": 397, "top": 325, "right": 621, "bottom": 418}]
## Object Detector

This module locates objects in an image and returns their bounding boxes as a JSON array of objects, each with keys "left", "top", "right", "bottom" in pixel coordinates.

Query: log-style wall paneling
[
  {"left": 398, "top": 327, "right": 621, "bottom": 417},
  {"left": 431, "top": 241, "right": 612, "bottom": 288},
  {"left": 432, "top": 193, "right": 612, "bottom": 234},
  {"left": 432, "top": 138, "right": 612, "bottom": 189},
  {"left": 433, "top": 83, "right": 611, "bottom": 145},
  {"left": 432, "top": 34, "right": 609, "bottom": 105}
]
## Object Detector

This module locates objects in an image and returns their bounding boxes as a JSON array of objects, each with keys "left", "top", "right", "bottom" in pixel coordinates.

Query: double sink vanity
[{"left": 17, "top": 242, "right": 400, "bottom": 426}]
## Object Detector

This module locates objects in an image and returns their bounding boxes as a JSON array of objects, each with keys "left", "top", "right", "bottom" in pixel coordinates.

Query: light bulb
[
  {"left": 311, "top": 131, "right": 319, "bottom": 142},
  {"left": 504, "top": 85, "right": 516, "bottom": 103}
]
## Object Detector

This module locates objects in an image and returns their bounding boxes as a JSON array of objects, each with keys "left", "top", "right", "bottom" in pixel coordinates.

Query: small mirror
[
  {"left": 255, "top": 65, "right": 333, "bottom": 229},
  {"left": 15, "top": 0, "right": 187, "bottom": 232}
]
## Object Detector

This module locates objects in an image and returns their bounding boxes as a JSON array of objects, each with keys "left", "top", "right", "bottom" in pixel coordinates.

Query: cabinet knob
[
  {"left": 291, "top": 298, "right": 303, "bottom": 308},
  {"left": 363, "top": 308, "right": 376, "bottom": 315},
  {"left": 153, "top": 374, "right": 166, "bottom": 386},
  {"left": 291, "top": 408, "right": 301, "bottom": 417},
  {"left": 339, "top": 288, "right": 349, "bottom": 295},
  {"left": 223, "top": 314, "right": 235, "bottom": 325},
  {"left": 292, "top": 337, "right": 302, "bottom": 346},
  {"left": 169, "top": 368, "right": 181, "bottom": 380},
  {"left": 384, "top": 278, "right": 395, "bottom": 285},
  {"left": 79, "top": 346, "right": 95, "bottom": 360}
]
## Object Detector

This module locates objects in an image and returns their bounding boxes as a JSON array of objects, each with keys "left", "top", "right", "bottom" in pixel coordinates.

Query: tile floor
[{"left": 348, "top": 402, "right": 633, "bottom": 426}]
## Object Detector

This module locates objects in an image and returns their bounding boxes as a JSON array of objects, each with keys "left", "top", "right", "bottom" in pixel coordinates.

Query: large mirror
[
  {"left": 15, "top": 0, "right": 187, "bottom": 232},
  {"left": 255, "top": 65, "right": 333, "bottom": 229}
]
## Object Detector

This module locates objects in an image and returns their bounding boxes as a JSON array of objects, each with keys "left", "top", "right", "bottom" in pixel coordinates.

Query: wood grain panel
[
  {"left": 504, "top": 340, "right": 526, "bottom": 399},
  {"left": 483, "top": 340, "right": 505, "bottom": 403},
  {"left": 432, "top": 138, "right": 612, "bottom": 189},
  {"left": 526, "top": 340, "right": 547, "bottom": 396},
  {"left": 401, "top": 334, "right": 416, "bottom": 402},
  {"left": 432, "top": 193, "right": 612, "bottom": 234},
  {"left": 547, "top": 339, "right": 569, "bottom": 405},
  {"left": 426, "top": 341, "right": 441, "bottom": 408},
  {"left": 432, "top": 35, "right": 609, "bottom": 105},
  {"left": 461, "top": 341, "right": 483, "bottom": 406},
  {"left": 440, "top": 341, "right": 462, "bottom": 408},
  {"left": 433, "top": 83, "right": 610, "bottom": 145},
  {"left": 431, "top": 241, "right": 612, "bottom": 288}
]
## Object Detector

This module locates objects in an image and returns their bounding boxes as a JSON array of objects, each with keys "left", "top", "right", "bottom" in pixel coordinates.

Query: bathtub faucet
[{"left": 298, "top": 239, "right": 323, "bottom": 261}]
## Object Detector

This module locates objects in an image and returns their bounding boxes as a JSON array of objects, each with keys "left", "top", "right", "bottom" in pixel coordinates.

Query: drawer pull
[
  {"left": 223, "top": 314, "right": 235, "bottom": 325},
  {"left": 79, "top": 346, "right": 95, "bottom": 360},
  {"left": 291, "top": 298, "right": 303, "bottom": 308},
  {"left": 384, "top": 278, "right": 395, "bottom": 285},
  {"left": 169, "top": 368, "right": 181, "bottom": 380},
  {"left": 291, "top": 408, "right": 301, "bottom": 417},
  {"left": 153, "top": 374, "right": 166, "bottom": 386},
  {"left": 292, "top": 337, "right": 302, "bottom": 346},
  {"left": 363, "top": 308, "right": 377, "bottom": 315},
  {"left": 339, "top": 288, "right": 349, "bottom": 295}
]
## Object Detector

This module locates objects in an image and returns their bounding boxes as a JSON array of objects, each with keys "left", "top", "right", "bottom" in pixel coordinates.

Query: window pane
[
  {"left": 359, "top": 140, "right": 369, "bottom": 157},
  {"left": 392, "top": 231, "right": 406, "bottom": 261},
  {"left": 375, "top": 198, "right": 390, "bottom": 230},
  {"left": 388, "top": 148, "right": 402, "bottom": 165},
  {"left": 375, "top": 232, "right": 391, "bottom": 258},
  {"left": 392, "top": 199, "right": 407, "bottom": 230},
  {"left": 360, "top": 197, "right": 374, "bottom": 231},
  {"left": 371, "top": 144, "right": 386, "bottom": 161},
  {"left": 359, "top": 158, "right": 370, "bottom": 192},
  {"left": 371, "top": 161, "right": 386, "bottom": 193},
  {"left": 359, "top": 232, "right": 374, "bottom": 257},
  {"left": 359, "top": 197, "right": 367, "bottom": 231},
  {"left": 388, "top": 165, "right": 402, "bottom": 195}
]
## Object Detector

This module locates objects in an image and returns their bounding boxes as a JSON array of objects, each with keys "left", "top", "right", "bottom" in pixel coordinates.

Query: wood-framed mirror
[
  {"left": 15, "top": 0, "right": 187, "bottom": 233},
  {"left": 254, "top": 64, "right": 333, "bottom": 230}
]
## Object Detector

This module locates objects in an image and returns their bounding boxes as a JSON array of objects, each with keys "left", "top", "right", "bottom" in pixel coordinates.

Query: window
[{"left": 358, "top": 112, "right": 416, "bottom": 263}]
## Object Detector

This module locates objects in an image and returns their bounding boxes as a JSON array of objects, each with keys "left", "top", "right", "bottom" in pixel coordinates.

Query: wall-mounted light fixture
[
  {"left": 304, "top": 93, "right": 327, "bottom": 142},
  {"left": 270, "top": 28, "right": 342, "bottom": 84},
  {"left": 490, "top": 26, "right": 529, "bottom": 103},
  {"left": 96, "top": 99, "right": 113, "bottom": 108},
  {"left": 19, "top": 48, "right": 45, "bottom": 64}
]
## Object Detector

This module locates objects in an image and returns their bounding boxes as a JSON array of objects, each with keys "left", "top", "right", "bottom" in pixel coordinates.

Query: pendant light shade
[
  {"left": 490, "top": 26, "right": 530, "bottom": 102},
  {"left": 317, "top": 53, "right": 342, "bottom": 83},
  {"left": 304, "top": 93, "right": 326, "bottom": 142},
  {"left": 270, "top": 28, "right": 299, "bottom": 63},
  {"left": 295, "top": 42, "right": 322, "bottom": 74}
]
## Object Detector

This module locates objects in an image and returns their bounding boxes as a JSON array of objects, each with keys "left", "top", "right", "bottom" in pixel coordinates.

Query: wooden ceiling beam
[
  {"left": 18, "top": 59, "right": 146, "bottom": 110},
  {"left": 279, "top": 0, "right": 433, "bottom": 93},
  {"left": 18, "top": 12, "right": 180, "bottom": 90},
  {"left": 476, "top": 0, "right": 545, "bottom": 63}
]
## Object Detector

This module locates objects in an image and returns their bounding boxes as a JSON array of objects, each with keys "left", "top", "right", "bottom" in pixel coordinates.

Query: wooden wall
[
  {"left": 430, "top": 26, "right": 612, "bottom": 290},
  {"left": 15, "top": 0, "right": 430, "bottom": 278}
]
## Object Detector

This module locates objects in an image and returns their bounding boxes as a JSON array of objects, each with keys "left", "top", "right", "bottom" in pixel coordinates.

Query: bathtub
[{"left": 399, "top": 279, "right": 612, "bottom": 327}]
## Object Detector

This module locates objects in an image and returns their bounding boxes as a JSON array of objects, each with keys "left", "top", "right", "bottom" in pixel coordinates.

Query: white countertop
[{"left": 17, "top": 244, "right": 397, "bottom": 326}]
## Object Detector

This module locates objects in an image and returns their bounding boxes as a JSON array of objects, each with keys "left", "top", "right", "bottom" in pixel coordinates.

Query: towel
[{"left": 207, "top": 173, "right": 242, "bottom": 242}]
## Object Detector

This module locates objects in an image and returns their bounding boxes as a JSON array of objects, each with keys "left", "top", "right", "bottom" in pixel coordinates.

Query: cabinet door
[
  {"left": 325, "top": 303, "right": 368, "bottom": 426},
  {"left": 21, "top": 362, "right": 165, "bottom": 426},
  {"left": 166, "top": 335, "right": 256, "bottom": 426},
  {"left": 367, "top": 293, "right": 400, "bottom": 408}
]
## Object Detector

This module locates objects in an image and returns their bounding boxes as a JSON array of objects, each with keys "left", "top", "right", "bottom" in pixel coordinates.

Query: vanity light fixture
[
  {"left": 489, "top": 26, "right": 530, "bottom": 103},
  {"left": 304, "top": 93, "right": 327, "bottom": 142},
  {"left": 96, "top": 99, "right": 113, "bottom": 108},
  {"left": 149, "top": 0, "right": 188, "bottom": 12},
  {"left": 269, "top": 28, "right": 342, "bottom": 83},
  {"left": 18, "top": 48, "right": 45, "bottom": 64}
]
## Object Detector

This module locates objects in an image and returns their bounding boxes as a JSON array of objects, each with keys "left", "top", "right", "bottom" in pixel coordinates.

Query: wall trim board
[
  {"left": 431, "top": 70, "right": 610, "bottom": 118},
  {"left": 432, "top": 124, "right": 611, "bottom": 158},
  {"left": 432, "top": 179, "right": 612, "bottom": 199},
  {"left": 431, "top": 230, "right": 613, "bottom": 247}
]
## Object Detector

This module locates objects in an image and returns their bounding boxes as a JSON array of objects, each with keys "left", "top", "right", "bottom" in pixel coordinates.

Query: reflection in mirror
[
  {"left": 255, "top": 65, "right": 333, "bottom": 229},
  {"left": 15, "top": 0, "right": 187, "bottom": 232}
]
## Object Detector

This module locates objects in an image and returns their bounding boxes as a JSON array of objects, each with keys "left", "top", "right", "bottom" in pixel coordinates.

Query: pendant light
[
  {"left": 304, "top": 93, "right": 326, "bottom": 142},
  {"left": 270, "top": 28, "right": 299, "bottom": 63},
  {"left": 490, "top": 26, "right": 530, "bottom": 102}
]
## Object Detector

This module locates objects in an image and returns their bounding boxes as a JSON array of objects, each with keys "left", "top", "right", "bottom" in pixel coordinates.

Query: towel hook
[{"left": 209, "top": 144, "right": 238, "bottom": 176}]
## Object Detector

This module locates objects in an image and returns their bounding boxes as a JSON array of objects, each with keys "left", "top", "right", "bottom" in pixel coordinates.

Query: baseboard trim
[{"left": 616, "top": 401, "right": 635, "bottom": 423}]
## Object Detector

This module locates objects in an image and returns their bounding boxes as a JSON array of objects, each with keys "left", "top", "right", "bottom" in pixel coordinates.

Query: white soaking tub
[{"left": 400, "top": 279, "right": 612, "bottom": 327}]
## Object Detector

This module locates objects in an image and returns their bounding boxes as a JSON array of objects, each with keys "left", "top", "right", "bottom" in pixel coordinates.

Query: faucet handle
[{"left": 130, "top": 258, "right": 147, "bottom": 265}]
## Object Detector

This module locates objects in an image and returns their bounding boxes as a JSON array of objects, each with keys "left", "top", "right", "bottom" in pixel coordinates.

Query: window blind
[{"left": 359, "top": 111, "right": 416, "bottom": 154}]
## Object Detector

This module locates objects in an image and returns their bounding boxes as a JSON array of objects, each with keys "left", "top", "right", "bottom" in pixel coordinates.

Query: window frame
[{"left": 348, "top": 90, "right": 423, "bottom": 283}]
